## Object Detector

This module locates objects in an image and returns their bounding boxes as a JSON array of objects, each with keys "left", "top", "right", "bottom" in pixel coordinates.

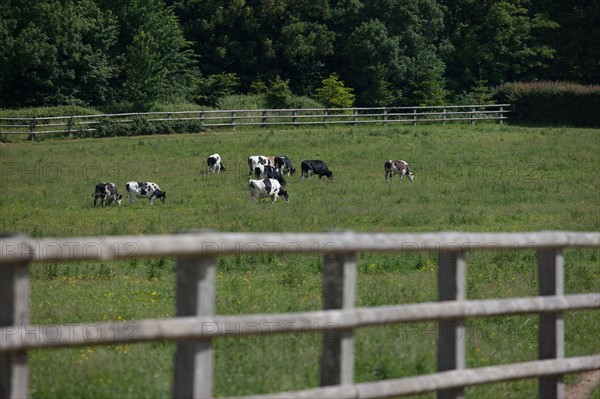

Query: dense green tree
[
  {"left": 171, "top": 0, "right": 335, "bottom": 95},
  {"left": 0, "top": 0, "right": 119, "bottom": 107},
  {"left": 330, "top": 0, "right": 447, "bottom": 106},
  {"left": 530, "top": 0, "right": 600, "bottom": 83},
  {"left": 441, "top": 0, "right": 557, "bottom": 94},
  {"left": 99, "top": 0, "right": 197, "bottom": 109},
  {"left": 1, "top": 0, "right": 596, "bottom": 109}
]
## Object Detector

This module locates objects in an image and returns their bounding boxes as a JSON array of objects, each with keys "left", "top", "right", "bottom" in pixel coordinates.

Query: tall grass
[{"left": 1, "top": 124, "right": 598, "bottom": 398}]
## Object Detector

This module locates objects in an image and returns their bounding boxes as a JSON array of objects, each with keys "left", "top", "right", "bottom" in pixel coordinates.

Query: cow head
[
  {"left": 278, "top": 189, "right": 289, "bottom": 201},
  {"left": 156, "top": 190, "right": 166, "bottom": 203},
  {"left": 325, "top": 170, "right": 334, "bottom": 180},
  {"left": 114, "top": 194, "right": 123, "bottom": 205}
]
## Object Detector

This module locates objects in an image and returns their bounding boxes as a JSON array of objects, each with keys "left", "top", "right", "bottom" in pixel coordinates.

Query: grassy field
[{"left": 1, "top": 123, "right": 599, "bottom": 398}]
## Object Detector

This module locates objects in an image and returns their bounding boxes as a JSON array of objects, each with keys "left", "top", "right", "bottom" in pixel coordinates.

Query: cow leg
[{"left": 149, "top": 196, "right": 155, "bottom": 205}]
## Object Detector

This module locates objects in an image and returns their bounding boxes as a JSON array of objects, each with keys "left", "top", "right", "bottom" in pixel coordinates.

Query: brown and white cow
[
  {"left": 93, "top": 183, "right": 122, "bottom": 207},
  {"left": 384, "top": 160, "right": 414, "bottom": 182}
]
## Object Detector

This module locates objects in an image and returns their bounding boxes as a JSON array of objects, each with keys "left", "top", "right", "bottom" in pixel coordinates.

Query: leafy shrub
[
  {"left": 193, "top": 73, "right": 240, "bottom": 107},
  {"left": 218, "top": 94, "right": 267, "bottom": 110},
  {"left": 314, "top": 73, "right": 355, "bottom": 109},
  {"left": 494, "top": 81, "right": 600, "bottom": 127},
  {"left": 265, "top": 76, "right": 292, "bottom": 108},
  {"left": 80, "top": 117, "right": 203, "bottom": 138}
]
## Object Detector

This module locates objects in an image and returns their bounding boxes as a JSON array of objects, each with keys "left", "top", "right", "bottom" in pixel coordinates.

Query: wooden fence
[
  {"left": 1, "top": 231, "right": 599, "bottom": 399},
  {"left": 0, "top": 104, "right": 510, "bottom": 140}
]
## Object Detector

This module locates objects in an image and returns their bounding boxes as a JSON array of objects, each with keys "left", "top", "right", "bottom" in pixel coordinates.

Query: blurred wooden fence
[
  {"left": 1, "top": 231, "right": 598, "bottom": 398},
  {"left": 0, "top": 104, "right": 511, "bottom": 140}
]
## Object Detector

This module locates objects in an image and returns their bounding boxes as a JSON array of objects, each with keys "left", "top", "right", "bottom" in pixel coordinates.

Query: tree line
[{"left": 1, "top": 0, "right": 598, "bottom": 110}]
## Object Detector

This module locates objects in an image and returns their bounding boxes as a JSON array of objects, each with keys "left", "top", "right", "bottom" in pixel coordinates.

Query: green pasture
[{"left": 1, "top": 124, "right": 599, "bottom": 398}]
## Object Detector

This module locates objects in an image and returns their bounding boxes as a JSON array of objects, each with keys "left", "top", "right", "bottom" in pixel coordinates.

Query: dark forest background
[{"left": 1, "top": 0, "right": 598, "bottom": 110}]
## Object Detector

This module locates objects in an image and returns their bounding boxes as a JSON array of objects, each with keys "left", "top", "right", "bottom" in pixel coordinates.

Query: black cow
[
  {"left": 301, "top": 160, "right": 333, "bottom": 180},
  {"left": 274, "top": 156, "right": 296, "bottom": 176},
  {"left": 254, "top": 164, "right": 286, "bottom": 186},
  {"left": 93, "top": 183, "right": 122, "bottom": 207}
]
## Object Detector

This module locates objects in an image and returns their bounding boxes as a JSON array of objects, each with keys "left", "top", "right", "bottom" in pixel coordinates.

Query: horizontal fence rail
[
  {"left": 0, "top": 104, "right": 511, "bottom": 139},
  {"left": 0, "top": 231, "right": 598, "bottom": 399}
]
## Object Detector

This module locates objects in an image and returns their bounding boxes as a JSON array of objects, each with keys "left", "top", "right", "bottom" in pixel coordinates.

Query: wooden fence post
[
  {"left": 412, "top": 108, "right": 417, "bottom": 126},
  {"left": 262, "top": 111, "right": 267, "bottom": 128},
  {"left": 320, "top": 253, "right": 356, "bottom": 386},
  {"left": 0, "top": 235, "right": 32, "bottom": 399},
  {"left": 67, "top": 117, "right": 74, "bottom": 138},
  {"left": 437, "top": 250, "right": 466, "bottom": 399},
  {"left": 231, "top": 111, "right": 236, "bottom": 130},
  {"left": 499, "top": 106, "right": 504, "bottom": 124},
  {"left": 28, "top": 118, "right": 36, "bottom": 141},
  {"left": 293, "top": 110, "right": 298, "bottom": 128},
  {"left": 538, "top": 249, "right": 565, "bottom": 399},
  {"left": 173, "top": 254, "right": 216, "bottom": 399}
]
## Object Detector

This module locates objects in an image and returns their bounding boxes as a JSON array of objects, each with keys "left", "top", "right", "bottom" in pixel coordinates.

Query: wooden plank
[
  {"left": 5, "top": 231, "right": 598, "bottom": 264},
  {"left": 173, "top": 255, "right": 216, "bottom": 399},
  {"left": 320, "top": 254, "right": 356, "bottom": 386},
  {"left": 1, "top": 293, "right": 598, "bottom": 351},
  {"left": 538, "top": 249, "right": 565, "bottom": 399},
  {"left": 0, "top": 263, "right": 29, "bottom": 399},
  {"left": 229, "top": 356, "right": 600, "bottom": 399},
  {"left": 437, "top": 251, "right": 466, "bottom": 399}
]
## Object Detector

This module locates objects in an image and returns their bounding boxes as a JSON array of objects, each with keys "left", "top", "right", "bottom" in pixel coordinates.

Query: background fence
[
  {"left": 0, "top": 104, "right": 511, "bottom": 140},
  {"left": 1, "top": 231, "right": 598, "bottom": 399}
]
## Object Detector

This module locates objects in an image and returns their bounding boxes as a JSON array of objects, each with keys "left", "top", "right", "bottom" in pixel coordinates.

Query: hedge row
[{"left": 494, "top": 81, "right": 600, "bottom": 127}]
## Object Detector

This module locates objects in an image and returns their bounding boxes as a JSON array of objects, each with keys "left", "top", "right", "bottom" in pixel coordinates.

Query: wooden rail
[
  {"left": 1, "top": 231, "right": 598, "bottom": 399},
  {"left": 0, "top": 104, "right": 511, "bottom": 140}
]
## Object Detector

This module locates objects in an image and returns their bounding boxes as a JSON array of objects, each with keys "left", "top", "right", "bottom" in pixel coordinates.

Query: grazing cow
[
  {"left": 207, "top": 153, "right": 226, "bottom": 173},
  {"left": 253, "top": 164, "right": 286, "bottom": 186},
  {"left": 247, "top": 179, "right": 289, "bottom": 203},
  {"left": 247, "top": 155, "right": 272, "bottom": 175},
  {"left": 93, "top": 183, "right": 122, "bottom": 207},
  {"left": 301, "top": 160, "right": 333, "bottom": 180},
  {"left": 384, "top": 160, "right": 414, "bottom": 182},
  {"left": 125, "top": 181, "right": 166, "bottom": 204},
  {"left": 274, "top": 156, "right": 296, "bottom": 176}
]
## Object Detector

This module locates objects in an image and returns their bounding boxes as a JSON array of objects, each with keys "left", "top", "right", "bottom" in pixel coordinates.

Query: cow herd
[{"left": 92, "top": 153, "right": 414, "bottom": 207}]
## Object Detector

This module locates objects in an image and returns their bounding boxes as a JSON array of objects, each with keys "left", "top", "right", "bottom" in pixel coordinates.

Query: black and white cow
[
  {"left": 301, "top": 160, "right": 333, "bottom": 180},
  {"left": 125, "top": 181, "right": 166, "bottom": 204},
  {"left": 384, "top": 160, "right": 414, "bottom": 182},
  {"left": 247, "top": 155, "right": 272, "bottom": 176},
  {"left": 253, "top": 164, "right": 286, "bottom": 186},
  {"left": 207, "top": 153, "right": 226, "bottom": 173},
  {"left": 274, "top": 156, "right": 296, "bottom": 176},
  {"left": 93, "top": 183, "right": 122, "bottom": 207},
  {"left": 247, "top": 179, "right": 289, "bottom": 203}
]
